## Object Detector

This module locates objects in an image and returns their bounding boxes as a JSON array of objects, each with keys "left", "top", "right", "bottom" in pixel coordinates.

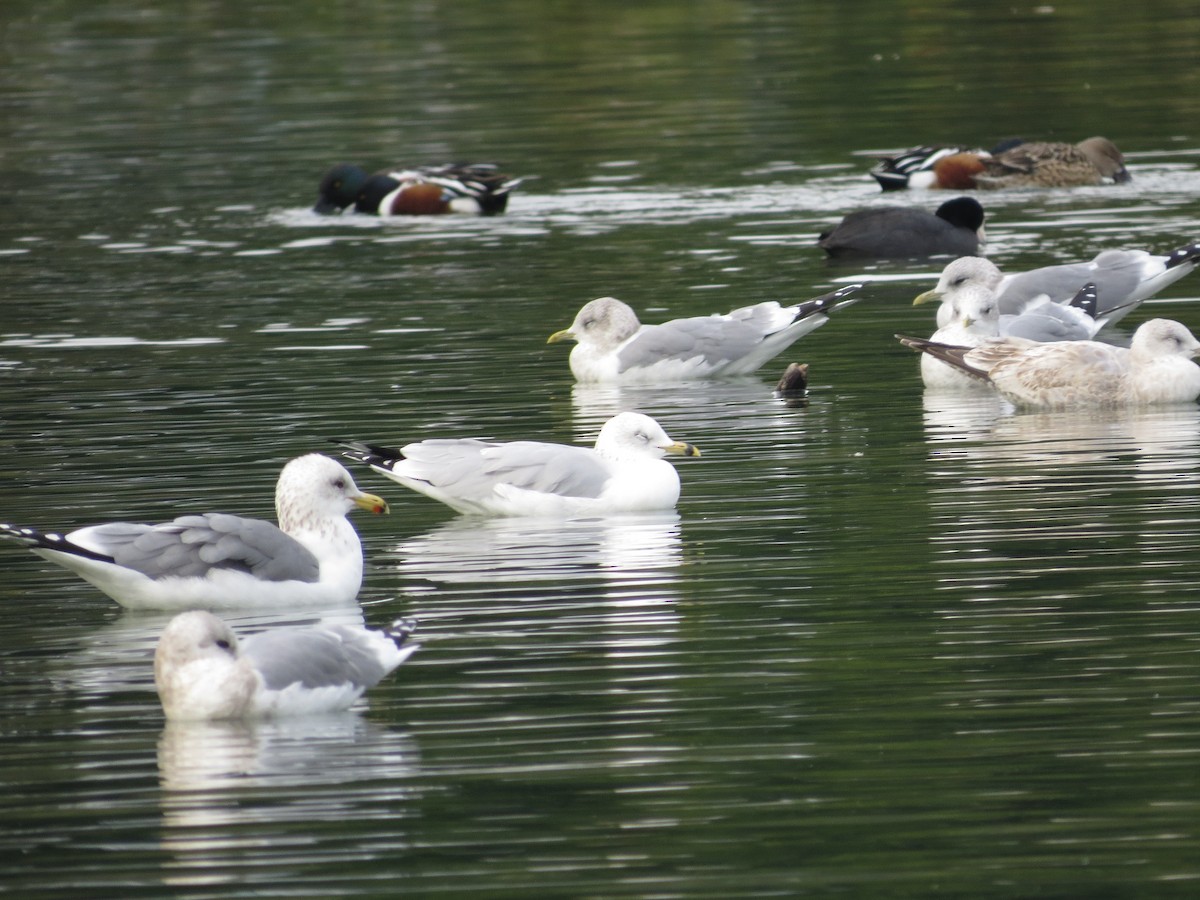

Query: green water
[{"left": 2, "top": 1, "right": 1200, "bottom": 896}]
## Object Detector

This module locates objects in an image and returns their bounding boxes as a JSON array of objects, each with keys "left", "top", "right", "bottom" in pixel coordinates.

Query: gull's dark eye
[
  {"left": 333, "top": 477, "right": 347, "bottom": 490},
  {"left": 215, "top": 639, "right": 232, "bottom": 651}
]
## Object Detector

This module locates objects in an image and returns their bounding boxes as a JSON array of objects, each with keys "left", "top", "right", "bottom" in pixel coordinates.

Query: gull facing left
[
  {"left": 547, "top": 286, "right": 861, "bottom": 383},
  {"left": 154, "top": 610, "right": 419, "bottom": 720}
]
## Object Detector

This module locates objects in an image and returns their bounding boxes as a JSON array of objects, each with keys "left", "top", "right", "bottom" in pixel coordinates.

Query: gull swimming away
[
  {"left": 817, "top": 197, "right": 985, "bottom": 258},
  {"left": 335, "top": 412, "right": 700, "bottom": 517},
  {"left": 0, "top": 454, "right": 388, "bottom": 610},
  {"left": 918, "top": 245, "right": 1200, "bottom": 329},
  {"left": 547, "top": 286, "right": 861, "bottom": 383},
  {"left": 898, "top": 318, "right": 1200, "bottom": 409},
  {"left": 154, "top": 610, "right": 419, "bottom": 720}
]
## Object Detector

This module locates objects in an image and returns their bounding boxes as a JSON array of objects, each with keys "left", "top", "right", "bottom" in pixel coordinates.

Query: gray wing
[
  {"left": 402, "top": 440, "right": 613, "bottom": 500},
  {"left": 998, "top": 256, "right": 1141, "bottom": 315},
  {"left": 617, "top": 315, "right": 775, "bottom": 371},
  {"left": 1000, "top": 303, "right": 1097, "bottom": 342},
  {"left": 75, "top": 514, "right": 320, "bottom": 582},
  {"left": 242, "top": 626, "right": 387, "bottom": 691}
]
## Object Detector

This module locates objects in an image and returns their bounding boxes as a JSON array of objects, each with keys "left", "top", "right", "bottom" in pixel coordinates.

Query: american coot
[
  {"left": 314, "top": 162, "right": 523, "bottom": 215},
  {"left": 547, "top": 286, "right": 862, "bottom": 382},
  {"left": 818, "top": 197, "right": 985, "bottom": 259}
]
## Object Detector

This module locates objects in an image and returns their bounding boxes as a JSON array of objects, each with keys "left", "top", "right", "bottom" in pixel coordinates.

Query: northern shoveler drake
[
  {"left": 817, "top": 197, "right": 985, "bottom": 259},
  {"left": 973, "top": 137, "right": 1130, "bottom": 189},
  {"left": 870, "top": 139, "right": 1024, "bottom": 190},
  {"left": 314, "top": 162, "right": 524, "bottom": 216}
]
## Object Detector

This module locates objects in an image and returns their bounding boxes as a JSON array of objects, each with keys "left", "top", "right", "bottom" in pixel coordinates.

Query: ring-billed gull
[
  {"left": 154, "top": 610, "right": 419, "bottom": 720},
  {"left": 913, "top": 281, "right": 1104, "bottom": 390},
  {"left": 336, "top": 412, "right": 700, "bottom": 517},
  {"left": 547, "top": 286, "right": 861, "bottom": 383},
  {"left": 918, "top": 246, "right": 1200, "bottom": 329},
  {"left": 0, "top": 454, "right": 388, "bottom": 610},
  {"left": 817, "top": 197, "right": 984, "bottom": 258},
  {"left": 314, "top": 163, "right": 523, "bottom": 216},
  {"left": 898, "top": 318, "right": 1200, "bottom": 409}
]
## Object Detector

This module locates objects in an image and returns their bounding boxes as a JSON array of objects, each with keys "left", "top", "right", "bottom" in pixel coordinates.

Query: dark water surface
[{"left": 3, "top": 2, "right": 1200, "bottom": 896}]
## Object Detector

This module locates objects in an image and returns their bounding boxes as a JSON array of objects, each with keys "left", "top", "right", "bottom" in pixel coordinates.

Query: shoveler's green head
[{"left": 314, "top": 163, "right": 370, "bottom": 214}]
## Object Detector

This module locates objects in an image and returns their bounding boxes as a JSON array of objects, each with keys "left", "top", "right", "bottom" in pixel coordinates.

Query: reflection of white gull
[
  {"left": 900, "top": 319, "right": 1200, "bottom": 409},
  {"left": 337, "top": 412, "right": 700, "bottom": 517},
  {"left": 154, "top": 610, "right": 419, "bottom": 720},
  {"left": 917, "top": 247, "right": 1200, "bottom": 329},
  {"left": 0, "top": 455, "right": 388, "bottom": 610},
  {"left": 158, "top": 716, "right": 419, "bottom": 887},
  {"left": 394, "top": 512, "right": 682, "bottom": 586},
  {"left": 547, "top": 286, "right": 861, "bottom": 382}
]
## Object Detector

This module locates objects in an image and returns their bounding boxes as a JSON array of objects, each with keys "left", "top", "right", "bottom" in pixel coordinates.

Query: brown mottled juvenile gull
[
  {"left": 547, "top": 286, "right": 861, "bottom": 383},
  {"left": 0, "top": 454, "right": 388, "bottom": 610},
  {"left": 337, "top": 412, "right": 700, "bottom": 517},
  {"left": 898, "top": 318, "right": 1200, "bottom": 409},
  {"left": 154, "top": 610, "right": 419, "bottom": 720}
]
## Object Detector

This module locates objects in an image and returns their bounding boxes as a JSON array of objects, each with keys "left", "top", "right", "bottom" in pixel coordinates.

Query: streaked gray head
[
  {"left": 935, "top": 256, "right": 1003, "bottom": 296},
  {"left": 565, "top": 297, "right": 642, "bottom": 349},
  {"left": 275, "top": 453, "right": 387, "bottom": 532},
  {"left": 156, "top": 610, "right": 240, "bottom": 668},
  {"left": 1130, "top": 318, "right": 1200, "bottom": 360}
]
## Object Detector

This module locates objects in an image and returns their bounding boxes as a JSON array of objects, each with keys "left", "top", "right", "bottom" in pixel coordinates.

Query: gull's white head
[
  {"left": 548, "top": 297, "right": 642, "bottom": 351},
  {"left": 948, "top": 282, "right": 1001, "bottom": 334},
  {"left": 275, "top": 453, "right": 388, "bottom": 532},
  {"left": 593, "top": 412, "right": 701, "bottom": 462},
  {"left": 1130, "top": 318, "right": 1200, "bottom": 361},
  {"left": 154, "top": 610, "right": 253, "bottom": 720},
  {"left": 915, "top": 256, "right": 1004, "bottom": 306}
]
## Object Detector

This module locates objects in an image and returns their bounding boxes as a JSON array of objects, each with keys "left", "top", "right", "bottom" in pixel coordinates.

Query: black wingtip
[
  {"left": 0, "top": 522, "right": 116, "bottom": 564},
  {"left": 329, "top": 437, "right": 405, "bottom": 467},
  {"left": 1067, "top": 282, "right": 1099, "bottom": 318},
  {"left": 1166, "top": 241, "right": 1200, "bottom": 269},
  {"left": 386, "top": 617, "right": 419, "bottom": 647}
]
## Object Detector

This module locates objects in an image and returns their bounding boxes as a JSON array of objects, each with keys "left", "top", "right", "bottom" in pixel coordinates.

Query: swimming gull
[
  {"left": 0, "top": 454, "right": 388, "bottom": 610},
  {"left": 898, "top": 318, "right": 1200, "bottom": 409},
  {"left": 817, "top": 197, "right": 984, "bottom": 258},
  {"left": 547, "top": 286, "right": 861, "bottom": 383},
  {"left": 918, "top": 246, "right": 1200, "bottom": 329},
  {"left": 154, "top": 610, "right": 419, "bottom": 720},
  {"left": 335, "top": 412, "right": 700, "bottom": 517}
]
